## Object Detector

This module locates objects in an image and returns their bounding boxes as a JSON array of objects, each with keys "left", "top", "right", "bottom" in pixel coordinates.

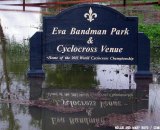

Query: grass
[
  {"left": 139, "top": 23, "right": 160, "bottom": 66},
  {"left": 139, "top": 23, "right": 160, "bottom": 47},
  {"left": 6, "top": 42, "right": 29, "bottom": 75},
  {"left": 154, "top": 4, "right": 160, "bottom": 10},
  {"left": 7, "top": 42, "right": 29, "bottom": 60}
]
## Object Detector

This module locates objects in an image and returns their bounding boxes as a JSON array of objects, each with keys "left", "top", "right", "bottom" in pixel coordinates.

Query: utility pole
[{"left": 23, "top": 0, "right": 25, "bottom": 11}]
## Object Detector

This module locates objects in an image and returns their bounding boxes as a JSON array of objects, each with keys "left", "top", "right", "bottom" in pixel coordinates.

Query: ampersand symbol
[{"left": 87, "top": 37, "right": 93, "bottom": 44}]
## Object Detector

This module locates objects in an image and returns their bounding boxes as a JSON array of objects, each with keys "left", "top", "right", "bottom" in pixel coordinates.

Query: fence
[{"left": 0, "top": 0, "right": 159, "bottom": 12}]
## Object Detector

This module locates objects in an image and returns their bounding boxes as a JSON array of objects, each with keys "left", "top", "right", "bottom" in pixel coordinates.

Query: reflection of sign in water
[
  {"left": 29, "top": 78, "right": 150, "bottom": 130},
  {"left": 29, "top": 88, "right": 149, "bottom": 130},
  {"left": 27, "top": 4, "right": 152, "bottom": 78},
  {"left": 46, "top": 90, "right": 133, "bottom": 108}
]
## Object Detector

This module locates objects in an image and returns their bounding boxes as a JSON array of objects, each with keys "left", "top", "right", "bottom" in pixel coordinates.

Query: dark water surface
[{"left": 0, "top": 1, "right": 160, "bottom": 130}]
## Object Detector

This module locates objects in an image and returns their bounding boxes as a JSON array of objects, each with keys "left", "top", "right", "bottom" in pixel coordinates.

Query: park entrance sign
[{"left": 27, "top": 4, "right": 152, "bottom": 78}]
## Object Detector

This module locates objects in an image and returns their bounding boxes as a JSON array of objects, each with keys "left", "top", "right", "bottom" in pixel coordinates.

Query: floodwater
[{"left": 0, "top": 1, "right": 160, "bottom": 130}]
